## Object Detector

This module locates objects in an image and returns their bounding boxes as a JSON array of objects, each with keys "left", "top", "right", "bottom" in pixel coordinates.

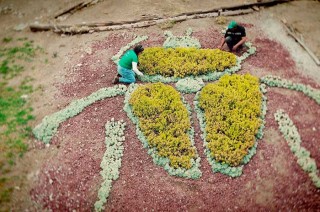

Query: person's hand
[
  {"left": 232, "top": 46, "right": 238, "bottom": 51},
  {"left": 136, "top": 70, "right": 144, "bottom": 76}
]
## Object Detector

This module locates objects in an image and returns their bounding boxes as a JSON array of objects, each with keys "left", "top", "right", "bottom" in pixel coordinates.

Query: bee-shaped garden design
[{"left": 33, "top": 29, "right": 320, "bottom": 211}]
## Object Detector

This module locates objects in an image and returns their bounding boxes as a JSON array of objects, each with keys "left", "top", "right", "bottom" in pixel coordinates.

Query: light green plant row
[
  {"left": 163, "top": 28, "right": 201, "bottom": 48},
  {"left": 123, "top": 84, "right": 202, "bottom": 179},
  {"left": 274, "top": 110, "right": 320, "bottom": 188},
  {"left": 260, "top": 75, "right": 320, "bottom": 104},
  {"left": 111, "top": 35, "right": 149, "bottom": 64},
  {"left": 94, "top": 119, "right": 126, "bottom": 212},
  {"left": 194, "top": 79, "right": 267, "bottom": 177},
  {"left": 139, "top": 42, "right": 256, "bottom": 83},
  {"left": 33, "top": 85, "right": 127, "bottom": 144},
  {"left": 175, "top": 77, "right": 205, "bottom": 94}
]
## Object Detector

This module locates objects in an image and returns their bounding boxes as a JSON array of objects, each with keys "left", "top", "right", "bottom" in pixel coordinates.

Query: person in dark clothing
[{"left": 219, "top": 20, "right": 247, "bottom": 52}]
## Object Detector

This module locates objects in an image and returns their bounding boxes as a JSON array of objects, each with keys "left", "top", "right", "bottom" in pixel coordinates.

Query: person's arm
[
  {"left": 132, "top": 62, "right": 143, "bottom": 76},
  {"left": 232, "top": 36, "right": 247, "bottom": 51},
  {"left": 219, "top": 37, "right": 226, "bottom": 49}
]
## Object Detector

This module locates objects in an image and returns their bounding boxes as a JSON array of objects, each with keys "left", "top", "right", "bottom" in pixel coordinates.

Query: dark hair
[{"left": 133, "top": 45, "right": 144, "bottom": 55}]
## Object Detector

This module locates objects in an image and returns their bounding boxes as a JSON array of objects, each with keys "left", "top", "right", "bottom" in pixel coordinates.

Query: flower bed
[
  {"left": 124, "top": 83, "right": 201, "bottom": 179},
  {"left": 139, "top": 42, "right": 255, "bottom": 83},
  {"left": 94, "top": 119, "right": 126, "bottom": 211},
  {"left": 139, "top": 47, "right": 237, "bottom": 78},
  {"left": 195, "top": 74, "right": 265, "bottom": 177}
]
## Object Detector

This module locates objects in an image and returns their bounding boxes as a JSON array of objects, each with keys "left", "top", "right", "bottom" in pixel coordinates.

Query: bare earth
[{"left": 0, "top": 0, "right": 320, "bottom": 211}]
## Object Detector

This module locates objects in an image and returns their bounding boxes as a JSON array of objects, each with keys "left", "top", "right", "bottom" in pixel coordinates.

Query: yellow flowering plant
[
  {"left": 139, "top": 47, "right": 237, "bottom": 78},
  {"left": 198, "top": 74, "right": 262, "bottom": 166},
  {"left": 129, "top": 82, "right": 197, "bottom": 169}
]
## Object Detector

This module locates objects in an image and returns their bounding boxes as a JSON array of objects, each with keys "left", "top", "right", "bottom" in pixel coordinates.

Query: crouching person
[
  {"left": 113, "top": 45, "right": 144, "bottom": 84},
  {"left": 219, "top": 20, "right": 247, "bottom": 52}
]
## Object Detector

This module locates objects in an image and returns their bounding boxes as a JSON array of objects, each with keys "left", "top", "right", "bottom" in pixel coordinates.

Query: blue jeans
[{"left": 118, "top": 65, "right": 136, "bottom": 83}]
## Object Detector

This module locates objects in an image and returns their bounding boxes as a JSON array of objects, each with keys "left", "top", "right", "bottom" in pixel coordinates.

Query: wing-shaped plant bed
[
  {"left": 139, "top": 47, "right": 237, "bottom": 78},
  {"left": 124, "top": 83, "right": 201, "bottom": 179},
  {"left": 195, "top": 74, "right": 266, "bottom": 177}
]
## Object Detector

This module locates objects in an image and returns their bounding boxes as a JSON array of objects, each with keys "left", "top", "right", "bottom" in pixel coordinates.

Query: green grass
[
  {"left": 0, "top": 39, "right": 42, "bottom": 79},
  {"left": 2, "top": 37, "right": 13, "bottom": 43},
  {"left": 0, "top": 38, "right": 40, "bottom": 207}
]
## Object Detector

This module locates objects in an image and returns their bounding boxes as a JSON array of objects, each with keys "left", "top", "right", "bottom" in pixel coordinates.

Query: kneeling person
[
  {"left": 219, "top": 21, "right": 247, "bottom": 52},
  {"left": 113, "top": 45, "right": 144, "bottom": 84}
]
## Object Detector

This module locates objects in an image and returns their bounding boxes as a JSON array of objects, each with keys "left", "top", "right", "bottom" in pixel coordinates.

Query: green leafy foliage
[
  {"left": 199, "top": 74, "right": 262, "bottom": 166},
  {"left": 139, "top": 47, "right": 237, "bottom": 78},
  {"left": 129, "top": 82, "right": 196, "bottom": 169}
]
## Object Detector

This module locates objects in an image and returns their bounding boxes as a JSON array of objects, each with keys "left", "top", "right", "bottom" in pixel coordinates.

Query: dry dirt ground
[{"left": 0, "top": 0, "right": 320, "bottom": 211}]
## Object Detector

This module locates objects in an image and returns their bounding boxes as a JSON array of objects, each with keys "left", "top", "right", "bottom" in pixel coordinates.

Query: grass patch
[
  {"left": 0, "top": 37, "right": 40, "bottom": 207},
  {"left": 0, "top": 39, "right": 41, "bottom": 79}
]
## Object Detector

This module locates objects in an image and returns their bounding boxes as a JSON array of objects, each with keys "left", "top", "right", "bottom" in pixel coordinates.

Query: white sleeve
[{"left": 132, "top": 62, "right": 143, "bottom": 76}]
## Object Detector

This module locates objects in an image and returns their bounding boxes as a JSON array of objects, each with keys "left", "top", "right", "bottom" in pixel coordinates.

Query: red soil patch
[
  {"left": 31, "top": 28, "right": 320, "bottom": 211},
  {"left": 31, "top": 96, "right": 129, "bottom": 210},
  {"left": 247, "top": 37, "right": 296, "bottom": 72},
  {"left": 238, "top": 22, "right": 254, "bottom": 28},
  {"left": 193, "top": 27, "right": 222, "bottom": 49},
  {"left": 266, "top": 87, "right": 320, "bottom": 168}
]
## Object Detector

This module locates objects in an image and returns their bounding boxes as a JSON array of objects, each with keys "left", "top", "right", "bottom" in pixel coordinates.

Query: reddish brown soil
[{"left": 31, "top": 27, "right": 320, "bottom": 211}]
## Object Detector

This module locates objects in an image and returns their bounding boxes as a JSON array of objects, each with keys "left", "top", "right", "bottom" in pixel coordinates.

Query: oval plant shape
[
  {"left": 198, "top": 74, "right": 262, "bottom": 167},
  {"left": 139, "top": 47, "right": 237, "bottom": 78},
  {"left": 129, "top": 82, "right": 197, "bottom": 170}
]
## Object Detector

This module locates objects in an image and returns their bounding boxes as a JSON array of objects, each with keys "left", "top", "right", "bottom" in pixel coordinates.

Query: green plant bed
[
  {"left": 195, "top": 74, "right": 265, "bottom": 177},
  {"left": 139, "top": 47, "right": 237, "bottom": 78},
  {"left": 124, "top": 83, "right": 201, "bottom": 179}
]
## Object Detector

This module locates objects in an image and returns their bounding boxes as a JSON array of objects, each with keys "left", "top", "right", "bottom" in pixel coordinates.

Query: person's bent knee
[
  {"left": 225, "top": 36, "right": 232, "bottom": 43},
  {"left": 130, "top": 77, "right": 136, "bottom": 83}
]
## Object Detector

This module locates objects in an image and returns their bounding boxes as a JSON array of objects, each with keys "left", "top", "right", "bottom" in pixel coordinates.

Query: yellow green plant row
[
  {"left": 198, "top": 74, "right": 262, "bottom": 166},
  {"left": 129, "top": 82, "right": 196, "bottom": 169},
  {"left": 139, "top": 47, "right": 237, "bottom": 78}
]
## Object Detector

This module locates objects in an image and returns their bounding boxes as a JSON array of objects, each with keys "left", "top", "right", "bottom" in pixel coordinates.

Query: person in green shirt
[{"left": 113, "top": 45, "right": 144, "bottom": 84}]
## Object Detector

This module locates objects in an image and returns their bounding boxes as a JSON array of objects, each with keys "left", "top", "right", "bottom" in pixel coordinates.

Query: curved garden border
[
  {"left": 33, "top": 85, "right": 127, "bottom": 144},
  {"left": 274, "top": 110, "right": 320, "bottom": 188}
]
